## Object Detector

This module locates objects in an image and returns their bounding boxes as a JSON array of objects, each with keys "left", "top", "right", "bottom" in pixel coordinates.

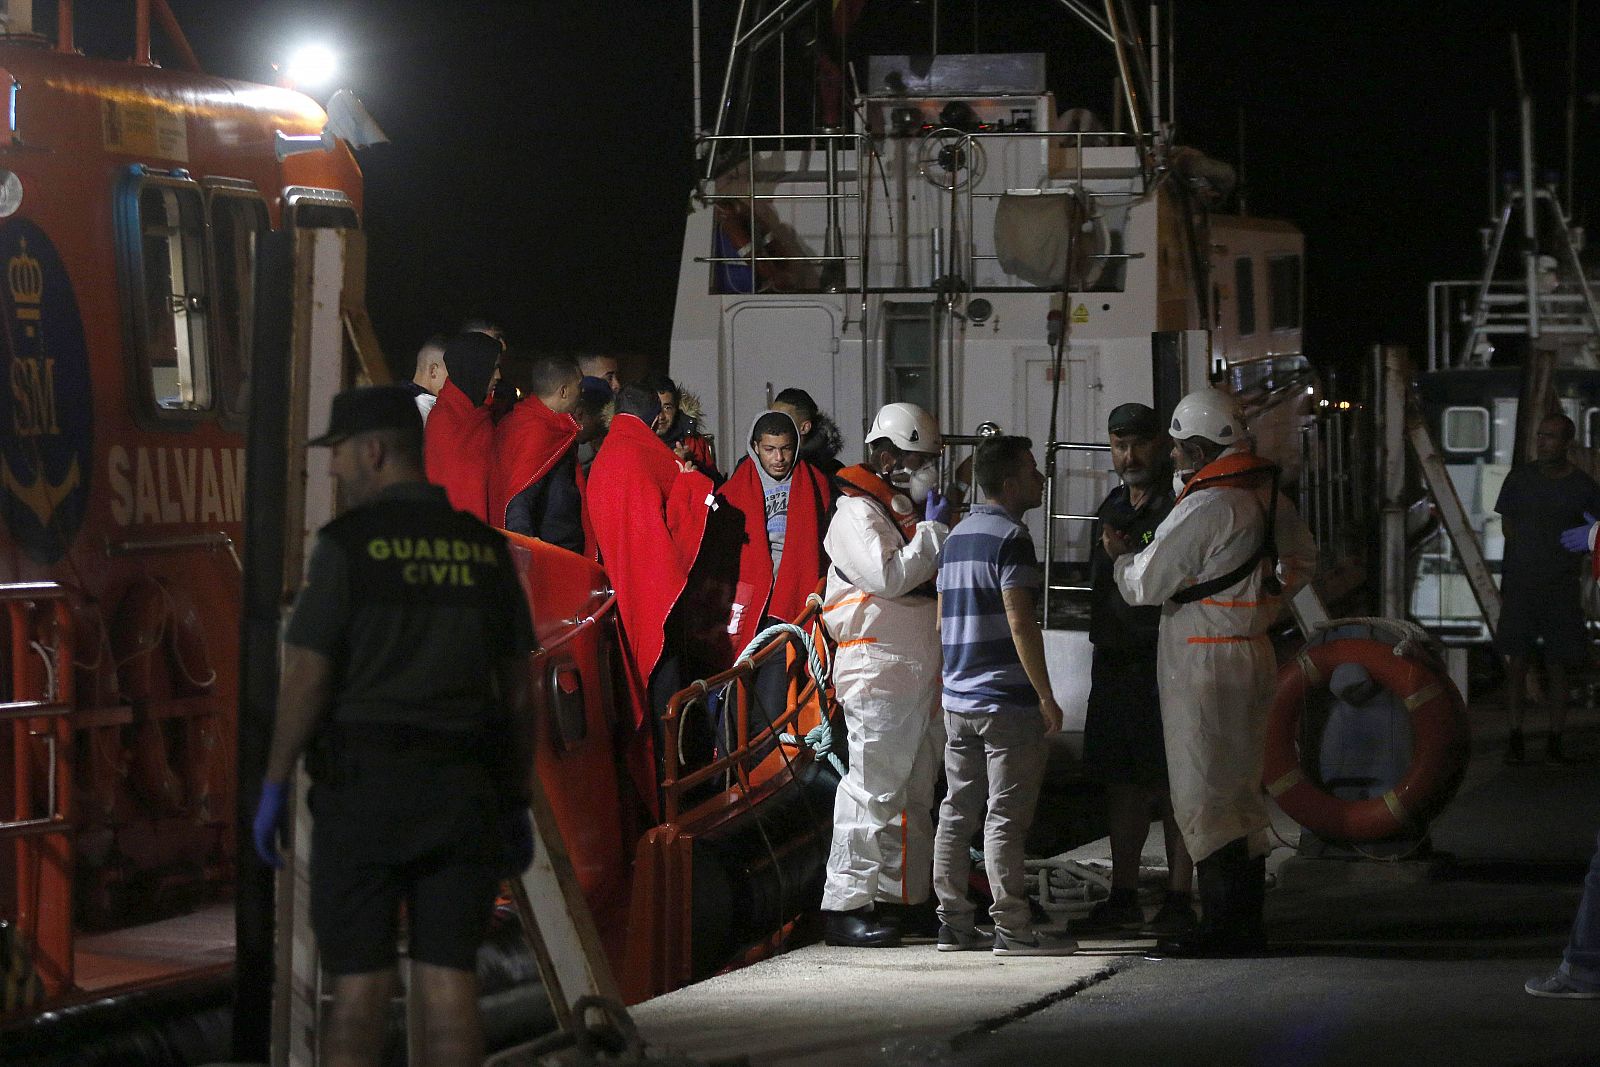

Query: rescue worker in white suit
[
  {"left": 1103, "top": 388, "right": 1317, "bottom": 957},
  {"left": 819, "top": 402, "right": 952, "bottom": 947}
]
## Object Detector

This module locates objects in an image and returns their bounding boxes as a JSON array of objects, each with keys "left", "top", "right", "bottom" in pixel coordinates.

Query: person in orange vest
[
  {"left": 489, "top": 352, "right": 589, "bottom": 555},
  {"left": 819, "top": 402, "right": 951, "bottom": 948},
  {"left": 424, "top": 331, "right": 503, "bottom": 521},
  {"left": 1104, "top": 388, "right": 1316, "bottom": 958}
]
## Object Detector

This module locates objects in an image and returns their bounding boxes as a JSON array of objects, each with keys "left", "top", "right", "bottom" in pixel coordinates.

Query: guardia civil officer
[{"left": 253, "top": 385, "right": 536, "bottom": 1067}]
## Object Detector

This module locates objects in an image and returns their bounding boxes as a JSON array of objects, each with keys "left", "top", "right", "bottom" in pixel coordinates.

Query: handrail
[
  {"left": 658, "top": 587, "right": 828, "bottom": 823},
  {"left": 1041, "top": 441, "right": 1114, "bottom": 621},
  {"left": 536, "top": 592, "right": 618, "bottom": 657}
]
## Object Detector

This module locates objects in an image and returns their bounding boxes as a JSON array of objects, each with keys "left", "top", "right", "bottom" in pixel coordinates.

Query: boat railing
[
  {"left": 658, "top": 588, "right": 830, "bottom": 825},
  {"left": 1428, "top": 278, "right": 1600, "bottom": 370},
  {"left": 1297, "top": 402, "right": 1370, "bottom": 567},
  {"left": 694, "top": 128, "right": 1152, "bottom": 296},
  {"left": 1040, "top": 440, "right": 1114, "bottom": 624},
  {"left": 2, "top": 581, "right": 78, "bottom": 999}
]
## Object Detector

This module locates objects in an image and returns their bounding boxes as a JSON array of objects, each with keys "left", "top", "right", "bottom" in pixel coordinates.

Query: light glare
[{"left": 286, "top": 44, "right": 338, "bottom": 90}]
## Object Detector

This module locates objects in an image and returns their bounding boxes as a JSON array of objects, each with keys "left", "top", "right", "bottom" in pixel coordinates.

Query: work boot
[
  {"left": 1149, "top": 841, "right": 1265, "bottom": 959},
  {"left": 822, "top": 906, "right": 901, "bottom": 948},
  {"left": 1078, "top": 889, "right": 1144, "bottom": 933},
  {"left": 1505, "top": 728, "right": 1526, "bottom": 765},
  {"left": 1146, "top": 891, "right": 1198, "bottom": 937}
]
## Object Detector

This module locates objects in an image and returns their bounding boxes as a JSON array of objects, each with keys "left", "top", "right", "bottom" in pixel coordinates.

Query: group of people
[{"left": 249, "top": 344, "right": 1332, "bottom": 1062}]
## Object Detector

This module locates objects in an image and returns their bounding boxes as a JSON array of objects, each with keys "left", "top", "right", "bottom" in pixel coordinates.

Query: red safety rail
[
  {"left": 657, "top": 587, "right": 831, "bottom": 824},
  {"left": 2, "top": 582, "right": 77, "bottom": 999}
]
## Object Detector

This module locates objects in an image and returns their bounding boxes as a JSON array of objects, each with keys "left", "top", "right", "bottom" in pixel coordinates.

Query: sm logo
[{"left": 0, "top": 220, "right": 92, "bottom": 564}]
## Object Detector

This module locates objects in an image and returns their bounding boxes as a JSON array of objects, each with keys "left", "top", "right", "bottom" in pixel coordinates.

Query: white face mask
[
  {"left": 1172, "top": 470, "right": 1192, "bottom": 495},
  {"left": 903, "top": 462, "right": 940, "bottom": 505}
]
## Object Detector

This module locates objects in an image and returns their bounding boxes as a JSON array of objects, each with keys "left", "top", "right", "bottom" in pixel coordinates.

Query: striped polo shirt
[{"left": 937, "top": 504, "right": 1041, "bottom": 714}]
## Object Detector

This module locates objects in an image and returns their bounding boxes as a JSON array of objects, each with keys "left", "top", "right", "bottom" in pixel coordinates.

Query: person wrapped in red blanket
[
  {"left": 424, "top": 331, "right": 503, "bottom": 520},
  {"left": 587, "top": 384, "right": 716, "bottom": 816},
  {"left": 717, "top": 410, "right": 833, "bottom": 665},
  {"left": 489, "top": 351, "right": 593, "bottom": 557}
]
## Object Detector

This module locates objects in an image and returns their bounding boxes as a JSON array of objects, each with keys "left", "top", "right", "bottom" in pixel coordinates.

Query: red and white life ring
[{"left": 1262, "top": 638, "right": 1470, "bottom": 842}]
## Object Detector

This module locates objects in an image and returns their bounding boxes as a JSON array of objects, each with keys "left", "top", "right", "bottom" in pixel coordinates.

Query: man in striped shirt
[{"left": 932, "top": 436, "right": 1077, "bottom": 956}]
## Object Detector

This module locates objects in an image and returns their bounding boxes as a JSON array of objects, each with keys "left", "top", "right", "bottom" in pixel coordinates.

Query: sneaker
[
  {"left": 936, "top": 923, "right": 991, "bottom": 952},
  {"left": 993, "top": 929, "right": 1079, "bottom": 956},
  {"left": 1146, "top": 895, "right": 1198, "bottom": 937},
  {"left": 1525, "top": 971, "right": 1600, "bottom": 999},
  {"left": 1077, "top": 895, "right": 1144, "bottom": 933}
]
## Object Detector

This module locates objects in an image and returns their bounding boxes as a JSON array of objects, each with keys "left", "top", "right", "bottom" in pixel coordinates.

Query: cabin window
[
  {"left": 285, "top": 186, "right": 359, "bottom": 229},
  {"left": 208, "top": 193, "right": 269, "bottom": 419},
  {"left": 137, "top": 184, "right": 212, "bottom": 411},
  {"left": 882, "top": 301, "right": 937, "bottom": 414},
  {"left": 1586, "top": 408, "right": 1600, "bottom": 449},
  {"left": 1442, "top": 406, "right": 1490, "bottom": 454},
  {"left": 1235, "top": 257, "right": 1255, "bottom": 336},
  {"left": 1269, "top": 254, "right": 1302, "bottom": 331}
]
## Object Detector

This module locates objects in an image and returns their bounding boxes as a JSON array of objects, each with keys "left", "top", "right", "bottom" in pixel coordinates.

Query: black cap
[
  {"left": 1107, "top": 402, "right": 1160, "bottom": 438},
  {"left": 309, "top": 384, "right": 424, "bottom": 447}
]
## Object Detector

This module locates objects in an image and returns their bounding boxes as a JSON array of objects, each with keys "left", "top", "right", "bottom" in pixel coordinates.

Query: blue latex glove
[
  {"left": 253, "top": 780, "right": 289, "bottom": 869},
  {"left": 1560, "top": 512, "right": 1598, "bottom": 553},
  {"left": 503, "top": 807, "right": 535, "bottom": 875},
  {"left": 924, "top": 489, "right": 953, "bottom": 526}
]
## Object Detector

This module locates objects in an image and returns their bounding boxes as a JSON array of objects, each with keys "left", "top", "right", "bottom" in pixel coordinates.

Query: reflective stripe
[
  {"left": 899, "top": 810, "right": 909, "bottom": 904},
  {"left": 1297, "top": 651, "right": 1322, "bottom": 689},
  {"left": 1404, "top": 683, "right": 1444, "bottom": 712},
  {"left": 1185, "top": 635, "right": 1268, "bottom": 645},
  {"left": 1266, "top": 767, "right": 1304, "bottom": 798},
  {"left": 1382, "top": 789, "right": 1411, "bottom": 827},
  {"left": 825, "top": 592, "right": 872, "bottom": 613},
  {"left": 1200, "top": 596, "right": 1279, "bottom": 608},
  {"left": 836, "top": 636, "right": 879, "bottom": 648}
]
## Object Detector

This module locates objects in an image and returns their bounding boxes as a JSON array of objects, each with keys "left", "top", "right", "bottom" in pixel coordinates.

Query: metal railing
[
  {"left": 658, "top": 588, "right": 830, "bottom": 825},
  {"left": 1041, "top": 440, "right": 1115, "bottom": 622},
  {"left": 1428, "top": 278, "right": 1600, "bottom": 370},
  {"left": 1296, "top": 405, "right": 1369, "bottom": 566}
]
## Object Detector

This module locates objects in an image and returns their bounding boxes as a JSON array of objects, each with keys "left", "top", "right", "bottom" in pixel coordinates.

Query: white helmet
[
  {"left": 1167, "top": 388, "right": 1245, "bottom": 445},
  {"left": 866, "top": 402, "right": 941, "bottom": 455}
]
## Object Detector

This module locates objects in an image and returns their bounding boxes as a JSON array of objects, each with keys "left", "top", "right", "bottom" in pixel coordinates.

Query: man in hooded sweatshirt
[
  {"left": 425, "top": 331, "right": 503, "bottom": 521},
  {"left": 489, "top": 352, "right": 589, "bottom": 555},
  {"left": 772, "top": 387, "right": 844, "bottom": 478},
  {"left": 718, "top": 410, "right": 833, "bottom": 662}
]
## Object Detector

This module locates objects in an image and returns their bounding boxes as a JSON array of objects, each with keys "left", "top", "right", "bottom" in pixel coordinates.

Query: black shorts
[
  {"left": 1082, "top": 646, "right": 1168, "bottom": 788},
  {"left": 308, "top": 739, "right": 503, "bottom": 975},
  {"left": 1494, "top": 579, "right": 1589, "bottom": 668}
]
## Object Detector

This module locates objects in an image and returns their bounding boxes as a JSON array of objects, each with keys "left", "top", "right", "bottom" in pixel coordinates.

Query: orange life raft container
[{"left": 1262, "top": 637, "right": 1470, "bottom": 842}]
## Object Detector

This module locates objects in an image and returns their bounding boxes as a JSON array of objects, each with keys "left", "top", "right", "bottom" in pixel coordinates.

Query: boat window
[
  {"left": 135, "top": 183, "right": 212, "bottom": 413},
  {"left": 1587, "top": 408, "right": 1600, "bottom": 449},
  {"left": 284, "top": 186, "right": 359, "bottom": 229},
  {"left": 1235, "top": 257, "right": 1255, "bottom": 336},
  {"left": 882, "top": 301, "right": 937, "bottom": 414},
  {"left": 1442, "top": 406, "right": 1490, "bottom": 454},
  {"left": 1269, "top": 254, "right": 1302, "bottom": 331},
  {"left": 208, "top": 193, "right": 270, "bottom": 421}
]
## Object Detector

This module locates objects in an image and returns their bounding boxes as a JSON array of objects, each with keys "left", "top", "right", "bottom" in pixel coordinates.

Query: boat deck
[{"left": 73, "top": 902, "right": 235, "bottom": 993}]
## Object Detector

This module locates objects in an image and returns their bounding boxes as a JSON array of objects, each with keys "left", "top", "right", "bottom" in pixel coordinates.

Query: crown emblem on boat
[{"left": 9, "top": 237, "right": 42, "bottom": 322}]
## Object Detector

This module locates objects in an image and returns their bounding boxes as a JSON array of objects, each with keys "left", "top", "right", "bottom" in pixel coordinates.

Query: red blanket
[
  {"left": 718, "top": 457, "right": 831, "bottom": 660},
  {"left": 424, "top": 380, "right": 493, "bottom": 520},
  {"left": 488, "top": 394, "right": 594, "bottom": 555},
  {"left": 587, "top": 414, "right": 714, "bottom": 700}
]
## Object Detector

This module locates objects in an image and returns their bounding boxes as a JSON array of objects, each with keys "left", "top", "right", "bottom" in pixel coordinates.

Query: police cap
[
  {"left": 309, "top": 384, "right": 424, "bottom": 447},
  {"left": 1107, "top": 402, "right": 1160, "bottom": 438}
]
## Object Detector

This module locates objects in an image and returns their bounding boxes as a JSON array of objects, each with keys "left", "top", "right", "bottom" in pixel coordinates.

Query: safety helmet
[
  {"left": 866, "top": 402, "right": 941, "bottom": 455},
  {"left": 1167, "top": 388, "right": 1245, "bottom": 445}
]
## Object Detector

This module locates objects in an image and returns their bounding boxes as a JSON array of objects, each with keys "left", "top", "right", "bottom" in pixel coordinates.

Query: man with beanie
[{"left": 425, "top": 331, "right": 503, "bottom": 520}]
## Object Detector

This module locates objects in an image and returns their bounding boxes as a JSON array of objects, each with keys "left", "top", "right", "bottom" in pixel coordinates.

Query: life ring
[{"left": 1262, "top": 638, "right": 1469, "bottom": 842}]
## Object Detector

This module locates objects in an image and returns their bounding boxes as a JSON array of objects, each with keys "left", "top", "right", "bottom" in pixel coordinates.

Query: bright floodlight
[{"left": 286, "top": 44, "right": 338, "bottom": 90}]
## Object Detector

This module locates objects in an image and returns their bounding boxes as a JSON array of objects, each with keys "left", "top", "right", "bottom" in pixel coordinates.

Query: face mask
[
  {"left": 1172, "top": 470, "right": 1192, "bottom": 495},
  {"left": 903, "top": 463, "right": 940, "bottom": 505}
]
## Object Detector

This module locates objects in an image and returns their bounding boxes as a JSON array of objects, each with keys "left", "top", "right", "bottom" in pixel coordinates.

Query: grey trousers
[{"left": 932, "top": 708, "right": 1047, "bottom": 938}]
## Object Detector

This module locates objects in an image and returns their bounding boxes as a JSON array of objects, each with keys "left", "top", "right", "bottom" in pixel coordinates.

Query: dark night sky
[{"left": 91, "top": 1, "right": 1600, "bottom": 381}]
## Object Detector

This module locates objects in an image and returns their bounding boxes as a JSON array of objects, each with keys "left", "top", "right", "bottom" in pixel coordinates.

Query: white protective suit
[
  {"left": 820, "top": 492, "right": 949, "bottom": 910},
  {"left": 1114, "top": 445, "right": 1317, "bottom": 864}
]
